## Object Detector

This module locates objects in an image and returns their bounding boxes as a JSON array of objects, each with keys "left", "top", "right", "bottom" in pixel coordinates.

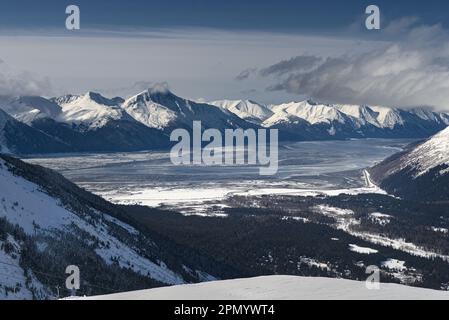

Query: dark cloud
[
  {"left": 262, "top": 24, "right": 449, "bottom": 111},
  {"left": 260, "top": 55, "right": 323, "bottom": 77},
  {"left": 235, "top": 68, "right": 257, "bottom": 81}
]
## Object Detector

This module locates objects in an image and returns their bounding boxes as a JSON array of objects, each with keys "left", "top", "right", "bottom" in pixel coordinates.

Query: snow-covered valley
[
  {"left": 1, "top": 135, "right": 449, "bottom": 299},
  {"left": 25, "top": 139, "right": 408, "bottom": 213},
  {"left": 22, "top": 137, "right": 449, "bottom": 293}
]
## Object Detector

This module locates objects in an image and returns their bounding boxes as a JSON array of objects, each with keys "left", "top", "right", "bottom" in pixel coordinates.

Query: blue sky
[
  {"left": 1, "top": 1, "right": 449, "bottom": 110},
  {"left": 1, "top": 0, "right": 448, "bottom": 31}
]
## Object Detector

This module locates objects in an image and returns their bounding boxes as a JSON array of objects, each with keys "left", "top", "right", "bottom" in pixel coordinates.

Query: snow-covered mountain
[
  {"left": 25, "top": 92, "right": 168, "bottom": 153},
  {"left": 209, "top": 99, "right": 274, "bottom": 124},
  {"left": 79, "top": 275, "right": 449, "bottom": 300},
  {"left": 269, "top": 100, "right": 350, "bottom": 126},
  {"left": 52, "top": 92, "right": 127, "bottom": 130},
  {"left": 264, "top": 100, "right": 449, "bottom": 139},
  {"left": 0, "top": 109, "right": 72, "bottom": 154},
  {"left": 263, "top": 100, "right": 365, "bottom": 140},
  {"left": 370, "top": 126, "right": 449, "bottom": 201},
  {"left": 334, "top": 104, "right": 381, "bottom": 127},
  {"left": 0, "top": 95, "right": 62, "bottom": 125},
  {"left": 0, "top": 85, "right": 448, "bottom": 154},
  {"left": 398, "top": 126, "right": 449, "bottom": 176},
  {"left": 123, "top": 86, "right": 253, "bottom": 132},
  {"left": 0, "top": 155, "right": 216, "bottom": 299}
]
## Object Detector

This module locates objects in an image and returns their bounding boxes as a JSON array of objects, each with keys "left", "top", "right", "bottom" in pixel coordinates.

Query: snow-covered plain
[{"left": 77, "top": 276, "right": 449, "bottom": 300}]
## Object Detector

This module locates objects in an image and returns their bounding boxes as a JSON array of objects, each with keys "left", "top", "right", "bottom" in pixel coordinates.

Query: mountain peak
[
  {"left": 52, "top": 92, "right": 125, "bottom": 129},
  {"left": 305, "top": 98, "right": 333, "bottom": 107},
  {"left": 306, "top": 98, "right": 319, "bottom": 106},
  {"left": 83, "top": 91, "right": 119, "bottom": 107},
  {"left": 208, "top": 99, "right": 273, "bottom": 124},
  {"left": 85, "top": 91, "right": 102, "bottom": 99},
  {"left": 148, "top": 83, "right": 171, "bottom": 96},
  {"left": 128, "top": 84, "right": 178, "bottom": 106}
]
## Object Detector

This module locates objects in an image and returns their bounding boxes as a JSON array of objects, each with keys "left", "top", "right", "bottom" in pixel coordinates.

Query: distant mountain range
[
  {"left": 0, "top": 85, "right": 448, "bottom": 154},
  {"left": 212, "top": 99, "right": 449, "bottom": 140},
  {"left": 370, "top": 126, "right": 449, "bottom": 201}
]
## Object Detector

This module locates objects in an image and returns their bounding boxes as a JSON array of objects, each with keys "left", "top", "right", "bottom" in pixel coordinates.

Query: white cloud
[
  {"left": 0, "top": 29, "right": 372, "bottom": 103},
  {"left": 264, "top": 23, "right": 449, "bottom": 111},
  {"left": 0, "top": 60, "right": 52, "bottom": 96}
]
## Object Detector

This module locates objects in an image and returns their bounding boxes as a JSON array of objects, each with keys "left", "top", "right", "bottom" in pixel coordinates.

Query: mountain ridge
[
  {"left": 369, "top": 127, "right": 449, "bottom": 201},
  {"left": 0, "top": 154, "right": 220, "bottom": 299},
  {"left": 0, "top": 86, "right": 448, "bottom": 154}
]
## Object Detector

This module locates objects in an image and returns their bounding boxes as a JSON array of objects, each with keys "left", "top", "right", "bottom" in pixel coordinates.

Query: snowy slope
[
  {"left": 369, "top": 126, "right": 449, "bottom": 200},
  {"left": 0, "top": 156, "right": 217, "bottom": 299},
  {"left": 267, "top": 100, "right": 350, "bottom": 126},
  {"left": 209, "top": 100, "right": 273, "bottom": 124},
  {"left": 122, "top": 86, "right": 252, "bottom": 131},
  {"left": 261, "top": 99, "right": 448, "bottom": 139},
  {"left": 265, "top": 100, "right": 448, "bottom": 130},
  {"left": 121, "top": 88, "right": 178, "bottom": 130},
  {"left": 0, "top": 234, "right": 48, "bottom": 300},
  {"left": 410, "top": 108, "right": 441, "bottom": 122},
  {"left": 262, "top": 110, "right": 306, "bottom": 127},
  {"left": 0, "top": 92, "right": 170, "bottom": 153},
  {"left": 335, "top": 104, "right": 382, "bottom": 128},
  {"left": 0, "top": 109, "right": 73, "bottom": 154},
  {"left": 0, "top": 157, "right": 184, "bottom": 282},
  {"left": 53, "top": 92, "right": 126, "bottom": 129},
  {"left": 0, "top": 96, "right": 62, "bottom": 124},
  {"left": 441, "top": 113, "right": 449, "bottom": 125},
  {"left": 79, "top": 275, "right": 449, "bottom": 300},
  {"left": 0, "top": 110, "right": 10, "bottom": 153},
  {"left": 392, "top": 126, "right": 449, "bottom": 177},
  {"left": 369, "top": 106, "right": 404, "bottom": 129}
]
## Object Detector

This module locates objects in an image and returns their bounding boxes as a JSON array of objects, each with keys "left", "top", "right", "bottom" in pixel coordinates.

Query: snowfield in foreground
[{"left": 78, "top": 276, "right": 449, "bottom": 300}]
